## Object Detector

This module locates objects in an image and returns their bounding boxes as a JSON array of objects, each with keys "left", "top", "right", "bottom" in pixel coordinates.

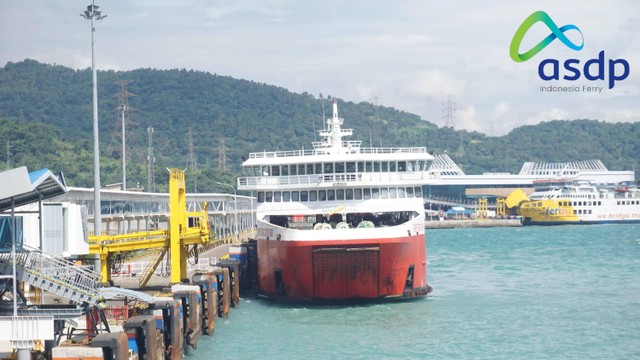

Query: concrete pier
[{"left": 425, "top": 219, "right": 522, "bottom": 229}]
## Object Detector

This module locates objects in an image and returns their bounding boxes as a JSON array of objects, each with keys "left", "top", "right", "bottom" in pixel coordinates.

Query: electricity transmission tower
[
  {"left": 147, "top": 126, "right": 155, "bottom": 192},
  {"left": 111, "top": 80, "right": 136, "bottom": 190},
  {"left": 441, "top": 95, "right": 464, "bottom": 156},
  {"left": 186, "top": 128, "right": 198, "bottom": 192}
]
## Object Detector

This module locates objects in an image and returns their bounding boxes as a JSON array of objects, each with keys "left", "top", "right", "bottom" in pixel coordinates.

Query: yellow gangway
[{"left": 89, "top": 169, "right": 211, "bottom": 285}]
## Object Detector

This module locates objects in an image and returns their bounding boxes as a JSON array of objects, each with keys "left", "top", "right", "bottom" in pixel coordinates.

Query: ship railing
[
  {"left": 248, "top": 146, "right": 428, "bottom": 159},
  {"left": 238, "top": 171, "right": 438, "bottom": 187}
]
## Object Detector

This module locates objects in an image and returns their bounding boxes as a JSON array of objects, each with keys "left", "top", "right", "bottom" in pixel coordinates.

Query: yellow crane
[{"left": 89, "top": 169, "right": 211, "bottom": 285}]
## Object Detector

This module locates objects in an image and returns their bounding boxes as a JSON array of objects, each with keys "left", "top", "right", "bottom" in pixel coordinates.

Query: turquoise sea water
[{"left": 195, "top": 224, "right": 640, "bottom": 359}]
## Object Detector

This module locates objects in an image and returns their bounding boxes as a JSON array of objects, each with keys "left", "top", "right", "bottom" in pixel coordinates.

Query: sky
[{"left": 1, "top": 0, "right": 638, "bottom": 136}]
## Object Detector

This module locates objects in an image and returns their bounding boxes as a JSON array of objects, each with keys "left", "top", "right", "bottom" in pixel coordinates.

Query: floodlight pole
[{"left": 81, "top": 1, "right": 107, "bottom": 274}]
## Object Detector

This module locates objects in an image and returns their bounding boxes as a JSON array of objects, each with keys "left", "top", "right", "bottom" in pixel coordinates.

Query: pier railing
[{"left": 0, "top": 245, "right": 101, "bottom": 305}]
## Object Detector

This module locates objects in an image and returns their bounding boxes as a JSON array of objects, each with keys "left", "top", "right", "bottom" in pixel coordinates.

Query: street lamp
[
  {"left": 81, "top": 1, "right": 106, "bottom": 273},
  {"left": 217, "top": 182, "right": 239, "bottom": 243}
]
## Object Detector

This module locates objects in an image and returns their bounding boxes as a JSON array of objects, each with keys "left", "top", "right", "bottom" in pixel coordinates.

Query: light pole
[
  {"left": 81, "top": 1, "right": 106, "bottom": 274},
  {"left": 217, "top": 182, "right": 239, "bottom": 243}
]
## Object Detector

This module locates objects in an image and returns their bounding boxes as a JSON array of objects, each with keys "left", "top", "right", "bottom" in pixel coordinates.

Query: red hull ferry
[{"left": 238, "top": 99, "right": 433, "bottom": 301}]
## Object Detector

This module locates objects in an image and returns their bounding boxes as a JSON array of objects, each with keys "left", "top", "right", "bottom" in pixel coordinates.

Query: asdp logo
[{"left": 509, "top": 11, "right": 629, "bottom": 89}]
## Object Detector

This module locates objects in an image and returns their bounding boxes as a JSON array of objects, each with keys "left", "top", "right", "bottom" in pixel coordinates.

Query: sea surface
[{"left": 195, "top": 224, "right": 640, "bottom": 359}]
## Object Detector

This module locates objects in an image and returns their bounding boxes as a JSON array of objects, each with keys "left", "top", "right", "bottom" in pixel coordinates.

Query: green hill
[{"left": 0, "top": 60, "right": 637, "bottom": 191}]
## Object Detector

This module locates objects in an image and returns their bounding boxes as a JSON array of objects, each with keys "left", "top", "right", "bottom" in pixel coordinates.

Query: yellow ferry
[{"left": 516, "top": 179, "right": 640, "bottom": 225}]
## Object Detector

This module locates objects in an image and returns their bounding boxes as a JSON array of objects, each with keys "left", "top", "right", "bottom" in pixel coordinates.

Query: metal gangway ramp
[{"left": 0, "top": 245, "right": 102, "bottom": 306}]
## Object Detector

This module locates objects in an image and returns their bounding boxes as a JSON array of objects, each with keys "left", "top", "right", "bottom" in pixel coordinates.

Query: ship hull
[{"left": 256, "top": 234, "right": 431, "bottom": 302}]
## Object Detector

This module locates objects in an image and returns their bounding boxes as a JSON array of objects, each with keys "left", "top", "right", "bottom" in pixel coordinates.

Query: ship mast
[{"left": 315, "top": 99, "right": 355, "bottom": 155}]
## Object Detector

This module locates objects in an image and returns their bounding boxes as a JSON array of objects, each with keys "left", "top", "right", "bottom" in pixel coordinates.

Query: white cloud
[
  {"left": 493, "top": 102, "right": 510, "bottom": 118},
  {"left": 603, "top": 108, "right": 640, "bottom": 122},
  {"left": 406, "top": 69, "right": 465, "bottom": 98},
  {"left": 457, "top": 106, "right": 481, "bottom": 132}
]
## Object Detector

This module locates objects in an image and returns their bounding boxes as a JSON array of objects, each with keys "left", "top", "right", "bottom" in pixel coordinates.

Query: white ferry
[
  {"left": 237, "top": 99, "right": 434, "bottom": 301},
  {"left": 517, "top": 179, "right": 640, "bottom": 225}
]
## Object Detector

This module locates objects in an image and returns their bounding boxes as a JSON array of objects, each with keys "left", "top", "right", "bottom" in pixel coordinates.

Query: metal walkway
[{"left": 0, "top": 245, "right": 102, "bottom": 306}]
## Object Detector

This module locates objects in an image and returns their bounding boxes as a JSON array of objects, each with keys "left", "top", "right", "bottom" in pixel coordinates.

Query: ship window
[
  {"left": 283, "top": 192, "right": 291, "bottom": 202},
  {"left": 327, "top": 190, "right": 335, "bottom": 201},
  {"left": 346, "top": 189, "right": 353, "bottom": 200},
  {"left": 365, "top": 161, "right": 373, "bottom": 172},
  {"left": 598, "top": 201, "right": 601, "bottom": 206},
  {"left": 306, "top": 163, "right": 314, "bottom": 175},
  {"left": 415, "top": 187, "right": 423, "bottom": 198},
  {"left": 315, "top": 163, "right": 322, "bottom": 174},
  {"left": 335, "top": 162, "right": 345, "bottom": 173},
  {"left": 363, "top": 188, "right": 371, "bottom": 200},
  {"left": 617, "top": 201, "right": 620, "bottom": 205},
  {"left": 318, "top": 190, "right": 326, "bottom": 201},
  {"left": 258, "top": 192, "right": 265, "bottom": 203},
  {"left": 274, "top": 191, "right": 282, "bottom": 202},
  {"left": 309, "top": 190, "right": 317, "bottom": 201},
  {"left": 374, "top": 161, "right": 381, "bottom": 172},
  {"left": 382, "top": 162, "right": 389, "bottom": 172},
  {"left": 298, "top": 164, "right": 306, "bottom": 175},
  {"left": 337, "top": 189, "right": 344, "bottom": 200},
  {"left": 301, "top": 191, "right": 308, "bottom": 202},
  {"left": 271, "top": 166, "right": 280, "bottom": 176},
  {"left": 324, "top": 163, "right": 334, "bottom": 174},
  {"left": 372, "top": 188, "right": 380, "bottom": 199},
  {"left": 379, "top": 187, "right": 388, "bottom": 199},
  {"left": 346, "top": 162, "right": 356, "bottom": 173},
  {"left": 262, "top": 166, "right": 270, "bottom": 176},
  {"left": 398, "top": 187, "right": 406, "bottom": 198},
  {"left": 292, "top": 191, "right": 300, "bottom": 201},
  {"left": 290, "top": 165, "right": 297, "bottom": 176},
  {"left": 354, "top": 188, "right": 362, "bottom": 200},
  {"left": 398, "top": 161, "right": 407, "bottom": 172},
  {"left": 390, "top": 161, "right": 397, "bottom": 172},
  {"left": 390, "top": 187, "right": 398, "bottom": 199},
  {"left": 406, "top": 187, "right": 414, "bottom": 197},
  {"left": 356, "top": 162, "right": 364, "bottom": 173},
  {"left": 589, "top": 209, "right": 592, "bottom": 214},
  {"left": 266, "top": 191, "right": 273, "bottom": 202},
  {"left": 573, "top": 210, "right": 577, "bottom": 214},
  {"left": 281, "top": 166, "right": 289, "bottom": 176}
]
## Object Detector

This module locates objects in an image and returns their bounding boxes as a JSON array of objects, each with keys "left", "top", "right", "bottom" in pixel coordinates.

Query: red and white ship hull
[{"left": 256, "top": 224, "right": 431, "bottom": 301}]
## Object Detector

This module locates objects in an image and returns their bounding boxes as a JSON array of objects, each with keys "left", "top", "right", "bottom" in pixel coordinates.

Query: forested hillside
[{"left": 0, "top": 60, "right": 638, "bottom": 191}]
